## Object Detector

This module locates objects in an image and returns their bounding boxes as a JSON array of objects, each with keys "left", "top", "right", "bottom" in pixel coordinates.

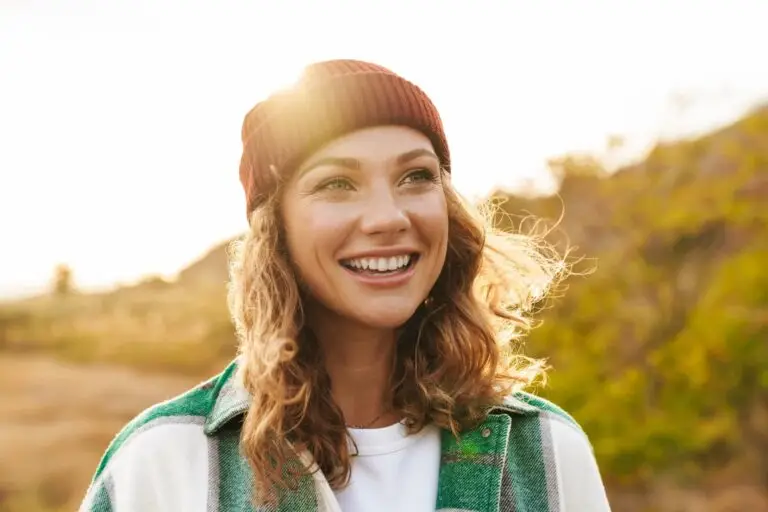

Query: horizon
[{"left": 2, "top": 1, "right": 767, "bottom": 298}]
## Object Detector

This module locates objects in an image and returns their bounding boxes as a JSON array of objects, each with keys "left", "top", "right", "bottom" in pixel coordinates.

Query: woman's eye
[
  {"left": 401, "top": 168, "right": 438, "bottom": 185},
  {"left": 320, "top": 178, "right": 354, "bottom": 191}
]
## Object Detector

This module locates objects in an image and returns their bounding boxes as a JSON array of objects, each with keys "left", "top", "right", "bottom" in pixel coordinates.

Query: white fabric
[
  {"left": 334, "top": 422, "right": 441, "bottom": 512},
  {"left": 102, "top": 421, "right": 211, "bottom": 512},
  {"left": 551, "top": 419, "right": 612, "bottom": 511}
]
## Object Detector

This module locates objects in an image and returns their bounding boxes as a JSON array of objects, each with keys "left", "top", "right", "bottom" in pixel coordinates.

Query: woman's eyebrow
[
  {"left": 396, "top": 148, "right": 439, "bottom": 165},
  {"left": 298, "top": 156, "right": 360, "bottom": 178},
  {"left": 298, "top": 148, "right": 439, "bottom": 178}
]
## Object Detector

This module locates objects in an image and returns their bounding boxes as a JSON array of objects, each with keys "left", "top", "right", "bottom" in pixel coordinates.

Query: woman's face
[{"left": 281, "top": 125, "right": 449, "bottom": 329}]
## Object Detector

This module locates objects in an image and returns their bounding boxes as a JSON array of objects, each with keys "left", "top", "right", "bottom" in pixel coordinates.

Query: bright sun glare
[{"left": 1, "top": 1, "right": 766, "bottom": 297}]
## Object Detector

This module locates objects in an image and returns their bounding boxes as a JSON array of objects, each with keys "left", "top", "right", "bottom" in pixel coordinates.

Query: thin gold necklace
[{"left": 346, "top": 409, "right": 390, "bottom": 429}]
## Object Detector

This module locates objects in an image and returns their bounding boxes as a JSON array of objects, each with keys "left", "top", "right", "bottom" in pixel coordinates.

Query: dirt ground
[{"left": 0, "top": 354, "right": 200, "bottom": 511}]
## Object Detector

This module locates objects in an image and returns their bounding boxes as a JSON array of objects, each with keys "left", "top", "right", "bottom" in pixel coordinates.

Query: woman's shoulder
[
  {"left": 100, "top": 362, "right": 238, "bottom": 454},
  {"left": 79, "top": 361, "right": 244, "bottom": 510},
  {"left": 503, "top": 390, "right": 583, "bottom": 430},
  {"left": 490, "top": 391, "right": 612, "bottom": 510},
  {"left": 496, "top": 390, "right": 592, "bottom": 450}
]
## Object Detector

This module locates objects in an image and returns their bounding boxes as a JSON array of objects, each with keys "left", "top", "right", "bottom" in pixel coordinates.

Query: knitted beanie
[{"left": 238, "top": 59, "right": 450, "bottom": 220}]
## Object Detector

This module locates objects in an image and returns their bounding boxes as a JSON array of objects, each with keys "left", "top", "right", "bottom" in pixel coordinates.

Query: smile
[{"left": 340, "top": 253, "right": 419, "bottom": 276}]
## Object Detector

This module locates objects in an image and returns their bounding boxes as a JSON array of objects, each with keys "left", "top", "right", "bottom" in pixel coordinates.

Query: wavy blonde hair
[{"left": 227, "top": 171, "right": 568, "bottom": 504}]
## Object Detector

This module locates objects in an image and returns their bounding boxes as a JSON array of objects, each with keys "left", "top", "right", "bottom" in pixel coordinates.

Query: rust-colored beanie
[{"left": 238, "top": 59, "right": 450, "bottom": 220}]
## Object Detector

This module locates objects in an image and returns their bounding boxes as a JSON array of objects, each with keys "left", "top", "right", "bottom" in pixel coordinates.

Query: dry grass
[
  {"left": 0, "top": 354, "right": 199, "bottom": 512},
  {"left": 0, "top": 282, "right": 236, "bottom": 376},
  {"left": 0, "top": 272, "right": 235, "bottom": 510}
]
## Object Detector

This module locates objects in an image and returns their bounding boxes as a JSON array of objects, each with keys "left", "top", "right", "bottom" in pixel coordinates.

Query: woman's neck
[{"left": 307, "top": 308, "right": 399, "bottom": 428}]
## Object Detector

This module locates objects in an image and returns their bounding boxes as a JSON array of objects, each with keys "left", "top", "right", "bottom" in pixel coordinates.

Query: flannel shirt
[{"left": 80, "top": 360, "right": 611, "bottom": 511}]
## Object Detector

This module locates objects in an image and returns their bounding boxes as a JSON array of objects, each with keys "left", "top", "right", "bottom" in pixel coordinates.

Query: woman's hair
[{"left": 227, "top": 169, "right": 569, "bottom": 504}]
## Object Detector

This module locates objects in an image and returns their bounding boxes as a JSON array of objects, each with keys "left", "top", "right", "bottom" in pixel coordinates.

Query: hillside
[
  {"left": 492, "top": 108, "right": 768, "bottom": 508},
  {"left": 1, "top": 106, "right": 767, "bottom": 511},
  {"left": 176, "top": 237, "right": 234, "bottom": 287}
]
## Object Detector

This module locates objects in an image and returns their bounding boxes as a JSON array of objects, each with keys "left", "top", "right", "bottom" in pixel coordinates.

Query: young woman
[{"left": 80, "top": 59, "right": 611, "bottom": 511}]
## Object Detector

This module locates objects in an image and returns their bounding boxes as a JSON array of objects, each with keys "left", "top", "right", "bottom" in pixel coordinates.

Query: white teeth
[{"left": 344, "top": 254, "right": 412, "bottom": 272}]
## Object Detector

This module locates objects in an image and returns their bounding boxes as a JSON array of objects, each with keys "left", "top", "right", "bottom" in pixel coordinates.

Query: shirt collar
[{"left": 203, "top": 359, "right": 250, "bottom": 435}]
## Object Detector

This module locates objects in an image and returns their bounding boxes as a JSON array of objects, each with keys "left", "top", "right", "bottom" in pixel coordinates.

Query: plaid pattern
[{"left": 81, "top": 360, "right": 589, "bottom": 511}]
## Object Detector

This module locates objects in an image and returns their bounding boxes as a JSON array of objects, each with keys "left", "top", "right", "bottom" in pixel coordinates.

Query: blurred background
[{"left": 1, "top": 1, "right": 767, "bottom": 511}]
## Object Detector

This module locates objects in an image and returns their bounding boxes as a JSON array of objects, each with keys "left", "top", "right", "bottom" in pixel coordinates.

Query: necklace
[{"left": 346, "top": 409, "right": 389, "bottom": 429}]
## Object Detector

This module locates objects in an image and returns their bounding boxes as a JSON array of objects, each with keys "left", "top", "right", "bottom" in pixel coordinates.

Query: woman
[{"left": 80, "top": 59, "right": 611, "bottom": 511}]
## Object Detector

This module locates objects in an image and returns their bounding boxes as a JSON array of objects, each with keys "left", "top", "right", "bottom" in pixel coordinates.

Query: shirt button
[{"left": 481, "top": 427, "right": 491, "bottom": 438}]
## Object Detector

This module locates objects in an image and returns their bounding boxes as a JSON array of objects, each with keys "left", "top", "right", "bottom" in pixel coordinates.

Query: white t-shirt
[{"left": 334, "top": 422, "right": 441, "bottom": 512}]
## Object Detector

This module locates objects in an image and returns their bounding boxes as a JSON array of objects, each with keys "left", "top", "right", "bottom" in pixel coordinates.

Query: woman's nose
[{"left": 358, "top": 188, "right": 411, "bottom": 236}]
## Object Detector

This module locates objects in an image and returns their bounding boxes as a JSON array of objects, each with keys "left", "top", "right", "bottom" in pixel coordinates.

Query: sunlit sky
[{"left": 2, "top": 0, "right": 767, "bottom": 297}]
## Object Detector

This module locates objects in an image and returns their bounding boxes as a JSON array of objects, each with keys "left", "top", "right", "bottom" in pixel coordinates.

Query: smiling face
[{"left": 280, "top": 125, "right": 449, "bottom": 330}]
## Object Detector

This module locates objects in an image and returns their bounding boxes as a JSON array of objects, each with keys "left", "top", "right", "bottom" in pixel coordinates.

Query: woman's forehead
[{"left": 298, "top": 126, "right": 436, "bottom": 170}]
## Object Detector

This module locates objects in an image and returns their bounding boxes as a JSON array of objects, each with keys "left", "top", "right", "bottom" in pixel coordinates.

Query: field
[{"left": 0, "top": 354, "right": 199, "bottom": 511}]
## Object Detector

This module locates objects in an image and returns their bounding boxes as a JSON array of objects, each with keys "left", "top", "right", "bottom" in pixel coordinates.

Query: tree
[{"left": 52, "top": 264, "right": 74, "bottom": 296}]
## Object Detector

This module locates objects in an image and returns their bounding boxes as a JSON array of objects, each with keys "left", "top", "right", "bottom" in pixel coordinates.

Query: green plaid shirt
[{"left": 80, "top": 361, "right": 611, "bottom": 511}]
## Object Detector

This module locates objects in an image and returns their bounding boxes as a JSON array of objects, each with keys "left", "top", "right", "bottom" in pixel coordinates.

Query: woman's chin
[{"left": 348, "top": 301, "right": 422, "bottom": 330}]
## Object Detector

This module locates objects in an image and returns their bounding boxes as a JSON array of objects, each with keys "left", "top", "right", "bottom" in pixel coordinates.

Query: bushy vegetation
[
  {"left": 493, "top": 108, "right": 768, "bottom": 495},
  {"left": 1, "top": 107, "right": 767, "bottom": 511}
]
